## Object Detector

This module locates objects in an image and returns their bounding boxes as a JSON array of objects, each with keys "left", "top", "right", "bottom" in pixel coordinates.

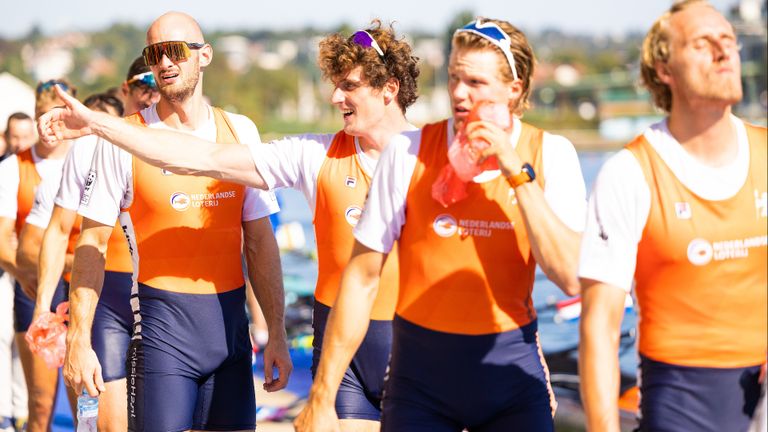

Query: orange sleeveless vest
[
  {"left": 397, "top": 119, "right": 545, "bottom": 335},
  {"left": 313, "top": 131, "right": 399, "bottom": 320},
  {"left": 628, "top": 123, "right": 767, "bottom": 368},
  {"left": 121, "top": 108, "right": 246, "bottom": 294},
  {"left": 15, "top": 149, "right": 41, "bottom": 235}
]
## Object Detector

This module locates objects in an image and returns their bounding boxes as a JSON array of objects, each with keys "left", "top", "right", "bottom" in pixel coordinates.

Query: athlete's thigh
[
  {"left": 193, "top": 354, "right": 255, "bottom": 431},
  {"left": 127, "top": 339, "right": 199, "bottom": 432},
  {"left": 91, "top": 306, "right": 131, "bottom": 382},
  {"left": 472, "top": 404, "right": 554, "bottom": 432}
]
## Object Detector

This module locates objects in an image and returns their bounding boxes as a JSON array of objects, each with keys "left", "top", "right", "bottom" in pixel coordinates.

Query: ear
[
  {"left": 198, "top": 43, "right": 213, "bottom": 68},
  {"left": 655, "top": 60, "right": 673, "bottom": 85},
  {"left": 121, "top": 82, "right": 130, "bottom": 97},
  {"left": 507, "top": 79, "right": 524, "bottom": 105},
  {"left": 382, "top": 78, "right": 400, "bottom": 105}
]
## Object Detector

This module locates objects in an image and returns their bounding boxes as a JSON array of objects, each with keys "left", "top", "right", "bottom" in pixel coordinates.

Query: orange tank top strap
[
  {"left": 396, "top": 119, "right": 545, "bottom": 335},
  {"left": 15, "top": 148, "right": 42, "bottom": 235},
  {"left": 314, "top": 131, "right": 399, "bottom": 320}
]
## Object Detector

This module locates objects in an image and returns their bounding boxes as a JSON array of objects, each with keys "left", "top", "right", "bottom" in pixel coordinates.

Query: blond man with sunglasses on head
[{"left": 57, "top": 12, "right": 290, "bottom": 432}]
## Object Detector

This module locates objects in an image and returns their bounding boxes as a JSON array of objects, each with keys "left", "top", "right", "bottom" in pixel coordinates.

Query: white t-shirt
[
  {"left": 577, "top": 116, "right": 750, "bottom": 292},
  {"left": 354, "top": 117, "right": 588, "bottom": 253},
  {"left": 248, "top": 133, "right": 379, "bottom": 215},
  {"left": 0, "top": 146, "right": 66, "bottom": 221},
  {"left": 78, "top": 104, "right": 279, "bottom": 226}
]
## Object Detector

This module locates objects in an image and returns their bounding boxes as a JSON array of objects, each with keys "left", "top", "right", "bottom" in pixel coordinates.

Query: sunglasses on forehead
[
  {"left": 350, "top": 30, "right": 385, "bottom": 61},
  {"left": 36, "top": 79, "right": 72, "bottom": 95},
  {"left": 454, "top": 19, "right": 519, "bottom": 81},
  {"left": 126, "top": 71, "right": 157, "bottom": 89},
  {"left": 142, "top": 41, "right": 205, "bottom": 66}
]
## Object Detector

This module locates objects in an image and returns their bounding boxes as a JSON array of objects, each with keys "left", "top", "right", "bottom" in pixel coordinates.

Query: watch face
[{"left": 522, "top": 163, "right": 535, "bottom": 181}]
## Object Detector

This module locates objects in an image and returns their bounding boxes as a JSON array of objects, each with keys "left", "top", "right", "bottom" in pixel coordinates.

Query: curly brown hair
[
  {"left": 641, "top": 0, "right": 715, "bottom": 112},
  {"left": 318, "top": 20, "right": 420, "bottom": 113},
  {"left": 452, "top": 17, "right": 536, "bottom": 116}
]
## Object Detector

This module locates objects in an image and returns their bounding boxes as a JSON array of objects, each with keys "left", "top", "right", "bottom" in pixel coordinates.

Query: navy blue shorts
[
  {"left": 127, "top": 284, "right": 254, "bottom": 432},
  {"left": 311, "top": 301, "right": 392, "bottom": 421},
  {"left": 14, "top": 279, "right": 68, "bottom": 332},
  {"left": 92, "top": 271, "right": 133, "bottom": 382},
  {"left": 638, "top": 355, "right": 762, "bottom": 432},
  {"left": 382, "top": 316, "right": 555, "bottom": 432}
]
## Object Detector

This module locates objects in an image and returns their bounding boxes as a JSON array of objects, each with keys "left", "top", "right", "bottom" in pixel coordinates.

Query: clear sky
[{"left": 3, "top": 0, "right": 741, "bottom": 39}]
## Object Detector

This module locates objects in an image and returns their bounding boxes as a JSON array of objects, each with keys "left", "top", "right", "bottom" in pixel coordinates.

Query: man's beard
[{"left": 159, "top": 67, "right": 199, "bottom": 103}]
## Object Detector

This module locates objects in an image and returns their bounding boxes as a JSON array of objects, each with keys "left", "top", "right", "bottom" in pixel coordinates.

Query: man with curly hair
[{"left": 38, "top": 20, "right": 420, "bottom": 432}]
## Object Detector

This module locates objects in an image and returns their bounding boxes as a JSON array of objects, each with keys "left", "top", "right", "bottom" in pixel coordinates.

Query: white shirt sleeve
[
  {"left": 354, "top": 130, "right": 422, "bottom": 253},
  {"left": 577, "top": 149, "right": 651, "bottom": 292},
  {"left": 25, "top": 171, "right": 62, "bottom": 229},
  {"left": 248, "top": 133, "right": 333, "bottom": 213},
  {"left": 225, "top": 112, "right": 280, "bottom": 221},
  {"left": 55, "top": 136, "right": 98, "bottom": 211},
  {"left": 77, "top": 139, "right": 132, "bottom": 226},
  {"left": 0, "top": 155, "right": 20, "bottom": 219},
  {"left": 541, "top": 132, "right": 588, "bottom": 232}
]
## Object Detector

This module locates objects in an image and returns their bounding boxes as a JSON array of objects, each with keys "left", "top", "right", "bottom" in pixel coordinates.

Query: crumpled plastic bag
[
  {"left": 25, "top": 301, "right": 69, "bottom": 369},
  {"left": 432, "top": 101, "right": 511, "bottom": 207}
]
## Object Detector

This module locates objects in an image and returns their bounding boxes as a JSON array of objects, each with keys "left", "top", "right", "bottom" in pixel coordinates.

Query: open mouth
[
  {"left": 159, "top": 70, "right": 180, "bottom": 83},
  {"left": 342, "top": 109, "right": 354, "bottom": 118}
]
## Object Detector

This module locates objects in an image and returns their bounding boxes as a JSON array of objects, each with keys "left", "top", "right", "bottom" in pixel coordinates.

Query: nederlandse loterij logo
[
  {"left": 433, "top": 214, "right": 458, "bottom": 238},
  {"left": 344, "top": 205, "right": 362, "bottom": 227},
  {"left": 687, "top": 238, "right": 713, "bottom": 266},
  {"left": 169, "top": 192, "right": 191, "bottom": 211}
]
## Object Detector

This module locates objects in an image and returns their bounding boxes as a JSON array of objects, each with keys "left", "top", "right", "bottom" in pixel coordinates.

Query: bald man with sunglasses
[{"left": 61, "top": 12, "right": 291, "bottom": 432}]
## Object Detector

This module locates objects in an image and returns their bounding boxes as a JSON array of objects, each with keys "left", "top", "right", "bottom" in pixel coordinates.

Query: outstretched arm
[
  {"left": 242, "top": 217, "right": 292, "bottom": 392},
  {"left": 38, "top": 85, "right": 267, "bottom": 188},
  {"left": 294, "top": 241, "right": 385, "bottom": 432}
]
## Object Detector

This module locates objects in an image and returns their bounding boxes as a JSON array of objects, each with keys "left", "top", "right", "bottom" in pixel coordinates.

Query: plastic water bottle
[{"left": 76, "top": 390, "right": 98, "bottom": 432}]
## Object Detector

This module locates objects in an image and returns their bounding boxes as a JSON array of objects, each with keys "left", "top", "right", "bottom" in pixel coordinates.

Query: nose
[
  {"left": 157, "top": 52, "right": 175, "bottom": 68},
  {"left": 330, "top": 87, "right": 345, "bottom": 104},
  {"left": 450, "top": 79, "right": 469, "bottom": 102}
]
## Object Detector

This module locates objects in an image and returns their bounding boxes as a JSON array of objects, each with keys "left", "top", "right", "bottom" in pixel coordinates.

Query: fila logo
[
  {"left": 755, "top": 190, "right": 767, "bottom": 218},
  {"left": 674, "top": 202, "right": 691, "bottom": 219},
  {"left": 345, "top": 176, "right": 357, "bottom": 188}
]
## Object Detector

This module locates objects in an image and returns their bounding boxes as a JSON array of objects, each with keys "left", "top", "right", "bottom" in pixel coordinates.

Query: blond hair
[
  {"left": 640, "top": 0, "right": 716, "bottom": 111},
  {"left": 452, "top": 17, "right": 536, "bottom": 116}
]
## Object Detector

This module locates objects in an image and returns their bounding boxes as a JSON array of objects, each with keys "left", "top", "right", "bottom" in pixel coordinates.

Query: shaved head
[{"left": 146, "top": 12, "right": 204, "bottom": 45}]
